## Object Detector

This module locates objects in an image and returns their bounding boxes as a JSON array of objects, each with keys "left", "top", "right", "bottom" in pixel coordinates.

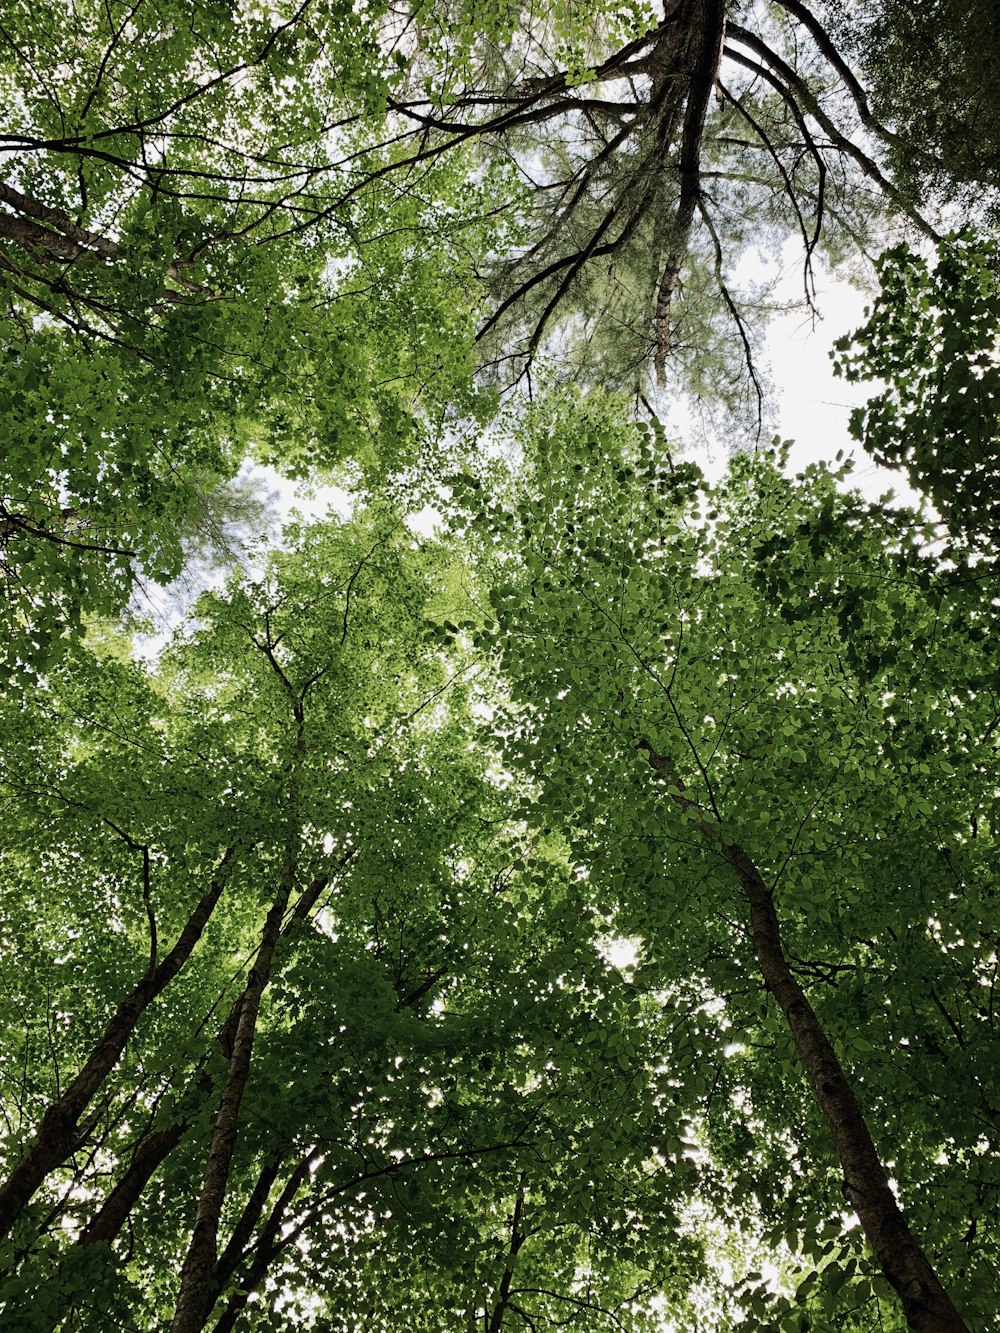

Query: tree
[
  {"left": 4, "top": 4, "right": 1000, "bottom": 1331},
  {"left": 452, "top": 391, "right": 1000, "bottom": 1331},
  {"left": 0, "top": 508, "right": 725, "bottom": 1330},
  {"left": 385, "top": 0, "right": 940, "bottom": 409},
  {"left": 0, "top": 0, "right": 502, "bottom": 678},
  {"left": 826, "top": 0, "right": 1000, "bottom": 222},
  {"left": 834, "top": 230, "right": 1000, "bottom": 554},
  {"left": 2, "top": 0, "right": 988, "bottom": 673}
]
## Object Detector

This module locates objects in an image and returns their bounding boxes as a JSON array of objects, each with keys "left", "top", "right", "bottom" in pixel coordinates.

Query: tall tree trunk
[
  {"left": 170, "top": 842, "right": 297, "bottom": 1333},
  {"left": 640, "top": 742, "right": 968, "bottom": 1333},
  {"left": 0, "top": 846, "right": 240, "bottom": 1243},
  {"left": 728, "top": 840, "right": 968, "bottom": 1333},
  {"left": 653, "top": 0, "right": 727, "bottom": 383}
]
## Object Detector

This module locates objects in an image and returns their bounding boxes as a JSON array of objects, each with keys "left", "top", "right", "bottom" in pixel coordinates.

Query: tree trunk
[
  {"left": 487, "top": 1177, "right": 526, "bottom": 1333},
  {"left": 78, "top": 1123, "right": 187, "bottom": 1248},
  {"left": 639, "top": 742, "right": 968, "bottom": 1332},
  {"left": 727, "top": 839, "right": 968, "bottom": 1333},
  {"left": 170, "top": 843, "right": 297, "bottom": 1333},
  {"left": 653, "top": 0, "right": 727, "bottom": 383},
  {"left": 0, "top": 846, "right": 239, "bottom": 1243},
  {"left": 209, "top": 1149, "right": 319, "bottom": 1332}
]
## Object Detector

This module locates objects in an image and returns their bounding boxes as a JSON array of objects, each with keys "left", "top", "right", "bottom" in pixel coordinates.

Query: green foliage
[
  {"left": 2, "top": 4, "right": 999, "bottom": 1330},
  {"left": 451, "top": 390, "right": 1000, "bottom": 1328},
  {"left": 0, "top": 1, "right": 507, "bottom": 677},
  {"left": 832, "top": 0, "right": 1000, "bottom": 218},
  {"left": 0, "top": 509, "right": 721, "bottom": 1330},
  {"left": 835, "top": 231, "right": 1000, "bottom": 549}
]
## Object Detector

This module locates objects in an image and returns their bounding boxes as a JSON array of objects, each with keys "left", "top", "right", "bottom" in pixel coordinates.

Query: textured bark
[
  {"left": 170, "top": 843, "right": 297, "bottom": 1333},
  {"left": 0, "top": 181, "right": 117, "bottom": 258},
  {"left": 78, "top": 1123, "right": 188, "bottom": 1248},
  {"left": 728, "top": 842, "right": 968, "bottom": 1333},
  {"left": 0, "top": 846, "right": 240, "bottom": 1242},
  {"left": 639, "top": 742, "right": 967, "bottom": 1333},
  {"left": 653, "top": 0, "right": 727, "bottom": 384},
  {"left": 207, "top": 1149, "right": 319, "bottom": 1333},
  {"left": 0, "top": 212, "right": 104, "bottom": 262}
]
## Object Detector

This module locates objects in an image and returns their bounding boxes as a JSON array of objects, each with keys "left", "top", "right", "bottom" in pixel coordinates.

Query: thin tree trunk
[
  {"left": 78, "top": 1122, "right": 188, "bottom": 1248},
  {"left": 212, "top": 1142, "right": 527, "bottom": 1331},
  {"left": 211, "top": 1153, "right": 285, "bottom": 1293},
  {"left": 639, "top": 742, "right": 968, "bottom": 1333},
  {"left": 170, "top": 843, "right": 297, "bottom": 1333},
  {"left": 0, "top": 846, "right": 240, "bottom": 1242},
  {"left": 487, "top": 1177, "right": 526, "bottom": 1333},
  {"left": 209, "top": 1149, "right": 320, "bottom": 1332}
]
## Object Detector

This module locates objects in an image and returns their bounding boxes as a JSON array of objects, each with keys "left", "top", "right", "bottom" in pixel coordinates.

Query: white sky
[
  {"left": 685, "top": 238, "right": 916, "bottom": 512},
  {"left": 758, "top": 253, "right": 895, "bottom": 499},
  {"left": 274, "top": 239, "right": 906, "bottom": 539}
]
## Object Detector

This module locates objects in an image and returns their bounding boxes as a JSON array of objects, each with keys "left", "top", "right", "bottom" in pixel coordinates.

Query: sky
[
  {"left": 687, "top": 238, "right": 911, "bottom": 510},
  {"left": 759, "top": 255, "right": 883, "bottom": 491},
  {"left": 276, "top": 244, "right": 893, "bottom": 531},
  {"left": 134, "top": 242, "right": 902, "bottom": 646}
]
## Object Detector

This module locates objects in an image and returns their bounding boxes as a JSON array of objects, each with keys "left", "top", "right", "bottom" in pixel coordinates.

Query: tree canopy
[{"left": 2, "top": 2, "right": 999, "bottom": 1331}]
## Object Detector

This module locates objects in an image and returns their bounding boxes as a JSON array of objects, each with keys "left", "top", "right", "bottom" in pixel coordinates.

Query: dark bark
[
  {"left": 209, "top": 1150, "right": 319, "bottom": 1333},
  {"left": 487, "top": 1178, "right": 526, "bottom": 1333},
  {"left": 639, "top": 742, "right": 968, "bottom": 1333},
  {"left": 0, "top": 846, "right": 240, "bottom": 1243},
  {"left": 170, "top": 843, "right": 297, "bottom": 1333},
  {"left": 211, "top": 1141, "right": 529, "bottom": 1328},
  {"left": 653, "top": 0, "right": 727, "bottom": 384},
  {"left": 728, "top": 840, "right": 968, "bottom": 1332},
  {"left": 210, "top": 1153, "right": 286, "bottom": 1297},
  {"left": 0, "top": 505, "right": 136, "bottom": 559},
  {"left": 78, "top": 1123, "right": 187, "bottom": 1248}
]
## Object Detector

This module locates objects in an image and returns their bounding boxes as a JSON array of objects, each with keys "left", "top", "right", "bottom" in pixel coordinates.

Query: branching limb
[
  {"left": 0, "top": 845, "right": 241, "bottom": 1244},
  {"left": 695, "top": 197, "right": 764, "bottom": 434},
  {"left": 653, "top": 0, "right": 727, "bottom": 385}
]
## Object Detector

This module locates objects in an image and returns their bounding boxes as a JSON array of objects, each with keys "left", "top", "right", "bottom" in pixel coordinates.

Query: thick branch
[
  {"left": 0, "top": 846, "right": 240, "bottom": 1243},
  {"left": 0, "top": 183, "right": 116, "bottom": 261},
  {"left": 771, "top": 0, "right": 907, "bottom": 156}
]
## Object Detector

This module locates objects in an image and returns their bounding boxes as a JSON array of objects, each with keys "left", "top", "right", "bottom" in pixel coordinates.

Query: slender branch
[
  {"left": 717, "top": 82, "right": 818, "bottom": 305},
  {"left": 488, "top": 1176, "right": 526, "bottom": 1333},
  {"left": 0, "top": 846, "right": 241, "bottom": 1244},
  {"left": 725, "top": 25, "right": 939, "bottom": 241},
  {"left": 696, "top": 197, "right": 764, "bottom": 432},
  {"left": 0, "top": 508, "right": 136, "bottom": 560}
]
